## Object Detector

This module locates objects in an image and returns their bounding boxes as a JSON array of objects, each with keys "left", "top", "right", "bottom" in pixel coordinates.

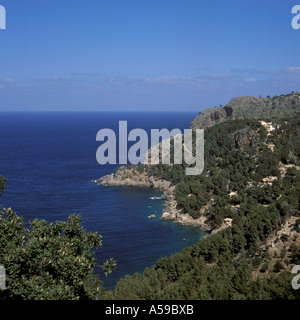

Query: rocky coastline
[{"left": 97, "top": 167, "right": 214, "bottom": 233}]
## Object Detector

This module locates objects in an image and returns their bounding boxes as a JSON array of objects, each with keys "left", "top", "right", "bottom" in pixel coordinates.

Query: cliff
[
  {"left": 233, "top": 126, "right": 259, "bottom": 151},
  {"left": 190, "top": 92, "right": 300, "bottom": 130}
]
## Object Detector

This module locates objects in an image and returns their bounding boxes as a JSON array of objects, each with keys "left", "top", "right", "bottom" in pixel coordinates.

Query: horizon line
[{"left": 0, "top": 109, "right": 200, "bottom": 113}]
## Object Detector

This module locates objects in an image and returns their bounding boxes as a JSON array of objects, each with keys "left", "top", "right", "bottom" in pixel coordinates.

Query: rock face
[
  {"left": 233, "top": 127, "right": 258, "bottom": 151},
  {"left": 175, "top": 214, "right": 213, "bottom": 233},
  {"left": 190, "top": 93, "right": 300, "bottom": 130},
  {"left": 160, "top": 211, "right": 171, "bottom": 220},
  {"left": 190, "top": 106, "right": 229, "bottom": 130}
]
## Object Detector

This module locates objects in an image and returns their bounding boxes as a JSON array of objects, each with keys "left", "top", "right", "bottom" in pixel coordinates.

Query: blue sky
[{"left": 0, "top": 0, "right": 300, "bottom": 111}]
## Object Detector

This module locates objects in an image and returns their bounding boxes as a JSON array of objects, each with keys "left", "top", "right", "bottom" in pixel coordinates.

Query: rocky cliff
[
  {"left": 233, "top": 126, "right": 259, "bottom": 151},
  {"left": 190, "top": 92, "right": 300, "bottom": 130}
]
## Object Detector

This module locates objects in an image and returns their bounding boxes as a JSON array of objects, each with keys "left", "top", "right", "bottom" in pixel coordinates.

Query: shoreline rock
[{"left": 98, "top": 168, "right": 152, "bottom": 188}]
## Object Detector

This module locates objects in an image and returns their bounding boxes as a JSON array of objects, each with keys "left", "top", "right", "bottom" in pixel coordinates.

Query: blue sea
[{"left": 0, "top": 112, "right": 207, "bottom": 290}]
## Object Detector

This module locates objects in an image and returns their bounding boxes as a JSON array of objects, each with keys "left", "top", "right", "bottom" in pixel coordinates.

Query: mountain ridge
[{"left": 191, "top": 92, "right": 300, "bottom": 130}]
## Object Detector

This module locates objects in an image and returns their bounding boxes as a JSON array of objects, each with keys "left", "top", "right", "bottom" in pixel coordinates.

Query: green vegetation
[
  {"left": 0, "top": 197, "right": 116, "bottom": 300},
  {"left": 146, "top": 117, "right": 300, "bottom": 227}
]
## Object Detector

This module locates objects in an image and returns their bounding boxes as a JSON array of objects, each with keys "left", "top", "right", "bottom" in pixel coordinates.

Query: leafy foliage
[{"left": 0, "top": 206, "right": 115, "bottom": 300}]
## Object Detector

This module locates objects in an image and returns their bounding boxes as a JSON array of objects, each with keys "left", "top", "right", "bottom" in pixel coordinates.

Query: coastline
[{"left": 97, "top": 167, "right": 214, "bottom": 233}]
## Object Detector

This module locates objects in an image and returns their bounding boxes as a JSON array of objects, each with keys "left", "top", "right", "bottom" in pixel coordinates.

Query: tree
[
  {"left": 0, "top": 208, "right": 115, "bottom": 300},
  {"left": 273, "top": 260, "right": 284, "bottom": 273}
]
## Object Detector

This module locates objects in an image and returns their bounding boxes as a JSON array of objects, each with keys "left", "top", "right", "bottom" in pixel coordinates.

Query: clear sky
[{"left": 0, "top": 0, "right": 300, "bottom": 111}]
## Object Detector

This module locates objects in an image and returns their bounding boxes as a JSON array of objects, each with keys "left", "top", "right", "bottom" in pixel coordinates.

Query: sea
[{"left": 0, "top": 112, "right": 207, "bottom": 290}]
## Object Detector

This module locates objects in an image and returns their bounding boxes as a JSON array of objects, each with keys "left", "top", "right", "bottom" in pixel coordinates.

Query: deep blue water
[{"left": 0, "top": 112, "right": 207, "bottom": 289}]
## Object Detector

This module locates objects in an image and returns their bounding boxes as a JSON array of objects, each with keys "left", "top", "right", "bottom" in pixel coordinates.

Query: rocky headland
[{"left": 190, "top": 93, "right": 300, "bottom": 130}]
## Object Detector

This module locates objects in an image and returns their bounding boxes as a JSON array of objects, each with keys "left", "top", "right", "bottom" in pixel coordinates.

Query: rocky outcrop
[
  {"left": 190, "top": 106, "right": 230, "bottom": 130},
  {"left": 232, "top": 127, "right": 258, "bottom": 151},
  {"left": 175, "top": 214, "right": 213, "bottom": 233},
  {"left": 98, "top": 168, "right": 152, "bottom": 188}
]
